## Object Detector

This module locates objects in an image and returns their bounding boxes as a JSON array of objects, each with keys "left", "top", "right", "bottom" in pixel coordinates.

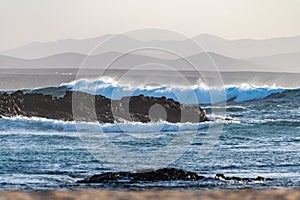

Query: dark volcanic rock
[
  {"left": 215, "top": 174, "right": 273, "bottom": 182},
  {"left": 77, "top": 168, "right": 273, "bottom": 184},
  {"left": 77, "top": 168, "right": 205, "bottom": 183},
  {"left": 0, "top": 91, "right": 207, "bottom": 123}
]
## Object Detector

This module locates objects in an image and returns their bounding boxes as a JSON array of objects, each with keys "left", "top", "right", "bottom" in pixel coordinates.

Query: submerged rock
[
  {"left": 215, "top": 174, "right": 273, "bottom": 182},
  {"left": 0, "top": 91, "right": 207, "bottom": 123},
  {"left": 77, "top": 168, "right": 205, "bottom": 183},
  {"left": 77, "top": 168, "right": 273, "bottom": 184}
]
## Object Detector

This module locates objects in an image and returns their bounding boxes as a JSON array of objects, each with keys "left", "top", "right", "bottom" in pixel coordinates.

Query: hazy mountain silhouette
[
  {"left": 0, "top": 34, "right": 135, "bottom": 59},
  {"left": 0, "top": 55, "right": 26, "bottom": 68},
  {"left": 246, "top": 52, "right": 300, "bottom": 69},
  {"left": 1, "top": 34, "right": 299, "bottom": 72},
  {"left": 2, "top": 34, "right": 300, "bottom": 60},
  {"left": 0, "top": 51, "right": 270, "bottom": 72},
  {"left": 192, "top": 34, "right": 300, "bottom": 59}
]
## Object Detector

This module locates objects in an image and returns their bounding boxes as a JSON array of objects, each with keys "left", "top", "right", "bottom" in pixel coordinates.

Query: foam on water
[
  {"left": 0, "top": 77, "right": 299, "bottom": 190},
  {"left": 0, "top": 116, "right": 226, "bottom": 133},
  {"left": 61, "top": 77, "right": 290, "bottom": 104}
]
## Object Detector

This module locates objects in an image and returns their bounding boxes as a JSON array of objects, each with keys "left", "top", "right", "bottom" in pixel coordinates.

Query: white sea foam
[
  {"left": 0, "top": 116, "right": 228, "bottom": 133},
  {"left": 61, "top": 77, "right": 288, "bottom": 104}
]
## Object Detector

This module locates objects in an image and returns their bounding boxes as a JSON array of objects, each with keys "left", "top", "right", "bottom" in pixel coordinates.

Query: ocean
[{"left": 0, "top": 73, "right": 299, "bottom": 190}]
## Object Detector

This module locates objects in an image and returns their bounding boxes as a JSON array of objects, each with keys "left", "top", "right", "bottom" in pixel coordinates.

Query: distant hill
[
  {"left": 0, "top": 55, "right": 26, "bottom": 68},
  {"left": 0, "top": 51, "right": 269, "bottom": 72},
  {"left": 193, "top": 34, "right": 300, "bottom": 59},
  {"left": 246, "top": 52, "right": 300, "bottom": 70},
  {"left": 0, "top": 34, "right": 132, "bottom": 59},
  {"left": 1, "top": 34, "right": 300, "bottom": 60}
]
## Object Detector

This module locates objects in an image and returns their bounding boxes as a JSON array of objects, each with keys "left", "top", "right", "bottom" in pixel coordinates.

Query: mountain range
[
  {"left": 0, "top": 52, "right": 267, "bottom": 72},
  {"left": 0, "top": 34, "right": 299, "bottom": 72}
]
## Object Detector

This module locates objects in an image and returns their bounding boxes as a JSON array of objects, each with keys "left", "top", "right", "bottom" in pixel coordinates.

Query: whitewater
[
  {"left": 0, "top": 77, "right": 299, "bottom": 190},
  {"left": 19, "top": 77, "right": 294, "bottom": 104}
]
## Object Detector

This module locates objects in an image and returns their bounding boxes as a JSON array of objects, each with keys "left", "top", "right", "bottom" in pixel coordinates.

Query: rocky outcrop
[
  {"left": 77, "top": 168, "right": 205, "bottom": 183},
  {"left": 77, "top": 168, "right": 273, "bottom": 183},
  {"left": 0, "top": 91, "right": 207, "bottom": 123}
]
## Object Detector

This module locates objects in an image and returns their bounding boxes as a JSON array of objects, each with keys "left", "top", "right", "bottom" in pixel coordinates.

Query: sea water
[{"left": 0, "top": 78, "right": 299, "bottom": 190}]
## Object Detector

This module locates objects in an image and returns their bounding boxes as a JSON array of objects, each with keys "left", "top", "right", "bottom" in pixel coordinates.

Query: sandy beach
[{"left": 0, "top": 189, "right": 300, "bottom": 200}]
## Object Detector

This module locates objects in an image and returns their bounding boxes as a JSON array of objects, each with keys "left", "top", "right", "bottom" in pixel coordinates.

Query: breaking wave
[{"left": 59, "top": 77, "right": 298, "bottom": 104}]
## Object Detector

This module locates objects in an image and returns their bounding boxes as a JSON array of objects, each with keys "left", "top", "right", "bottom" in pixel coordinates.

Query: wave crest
[{"left": 61, "top": 77, "right": 294, "bottom": 104}]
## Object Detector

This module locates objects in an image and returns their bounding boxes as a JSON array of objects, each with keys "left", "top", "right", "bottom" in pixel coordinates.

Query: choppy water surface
[{"left": 0, "top": 80, "right": 299, "bottom": 190}]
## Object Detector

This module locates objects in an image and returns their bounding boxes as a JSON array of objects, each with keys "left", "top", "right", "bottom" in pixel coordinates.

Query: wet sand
[{"left": 1, "top": 190, "right": 300, "bottom": 200}]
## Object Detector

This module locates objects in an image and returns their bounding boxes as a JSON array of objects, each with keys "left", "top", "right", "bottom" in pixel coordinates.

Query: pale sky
[{"left": 0, "top": 0, "right": 300, "bottom": 51}]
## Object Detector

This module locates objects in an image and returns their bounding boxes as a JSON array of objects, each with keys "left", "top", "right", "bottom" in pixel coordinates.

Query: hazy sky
[{"left": 0, "top": 0, "right": 300, "bottom": 51}]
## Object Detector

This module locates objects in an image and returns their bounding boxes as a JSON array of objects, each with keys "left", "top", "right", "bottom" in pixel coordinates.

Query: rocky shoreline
[{"left": 0, "top": 91, "right": 207, "bottom": 123}]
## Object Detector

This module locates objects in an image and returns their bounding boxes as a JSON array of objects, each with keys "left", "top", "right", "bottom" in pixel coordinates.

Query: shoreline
[{"left": 1, "top": 189, "right": 299, "bottom": 200}]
